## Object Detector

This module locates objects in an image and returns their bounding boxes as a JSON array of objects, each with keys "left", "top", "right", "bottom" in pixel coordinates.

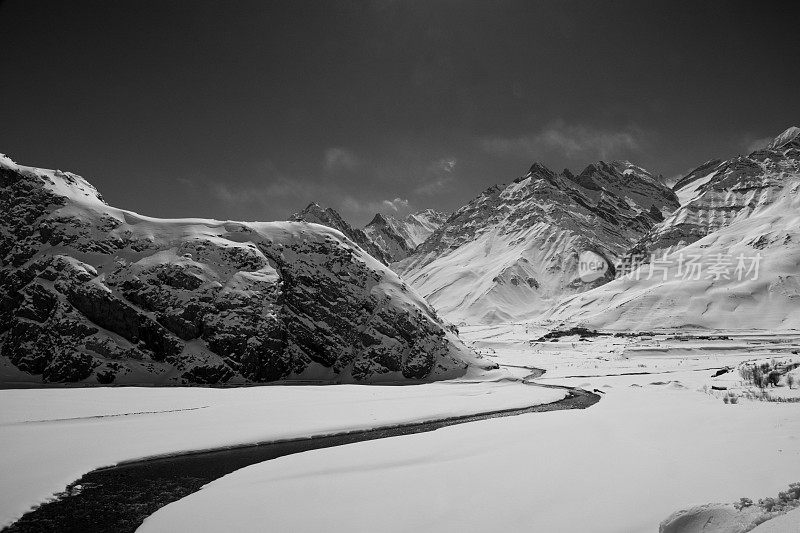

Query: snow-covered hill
[
  {"left": 363, "top": 209, "right": 447, "bottom": 262},
  {"left": 542, "top": 127, "right": 800, "bottom": 331},
  {"left": 396, "top": 161, "right": 680, "bottom": 324},
  {"left": 0, "top": 155, "right": 489, "bottom": 385}
]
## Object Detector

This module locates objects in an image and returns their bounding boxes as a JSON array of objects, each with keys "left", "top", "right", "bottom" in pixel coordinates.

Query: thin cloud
[
  {"left": 414, "top": 157, "right": 457, "bottom": 195},
  {"left": 437, "top": 158, "right": 456, "bottom": 172},
  {"left": 212, "top": 177, "right": 297, "bottom": 206},
  {"left": 211, "top": 160, "right": 324, "bottom": 210},
  {"left": 415, "top": 175, "right": 453, "bottom": 195},
  {"left": 323, "top": 147, "right": 360, "bottom": 172},
  {"left": 382, "top": 197, "right": 409, "bottom": 211},
  {"left": 743, "top": 136, "right": 772, "bottom": 153},
  {"left": 341, "top": 196, "right": 413, "bottom": 220},
  {"left": 480, "top": 121, "right": 641, "bottom": 160}
]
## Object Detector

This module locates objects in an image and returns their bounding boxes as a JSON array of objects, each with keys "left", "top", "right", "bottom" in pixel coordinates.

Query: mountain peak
[
  {"left": 366, "top": 212, "right": 390, "bottom": 227},
  {"left": 363, "top": 209, "right": 446, "bottom": 262},
  {"left": 290, "top": 202, "right": 335, "bottom": 224},
  {"left": 290, "top": 203, "right": 391, "bottom": 264},
  {"left": 768, "top": 126, "right": 800, "bottom": 150},
  {"left": 300, "top": 201, "right": 323, "bottom": 213},
  {"left": 528, "top": 161, "right": 555, "bottom": 177}
]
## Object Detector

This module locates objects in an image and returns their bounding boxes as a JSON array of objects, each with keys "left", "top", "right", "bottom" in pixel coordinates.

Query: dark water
[{"left": 3, "top": 383, "right": 598, "bottom": 533}]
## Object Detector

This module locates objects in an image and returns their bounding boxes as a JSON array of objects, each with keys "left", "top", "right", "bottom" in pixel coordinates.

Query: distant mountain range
[{"left": 290, "top": 203, "right": 447, "bottom": 264}]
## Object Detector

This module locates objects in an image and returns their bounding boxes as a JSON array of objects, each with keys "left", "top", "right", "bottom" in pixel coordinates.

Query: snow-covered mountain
[
  {"left": 0, "top": 154, "right": 489, "bottom": 385},
  {"left": 542, "top": 126, "right": 800, "bottom": 331},
  {"left": 396, "top": 160, "right": 680, "bottom": 324},
  {"left": 363, "top": 209, "right": 447, "bottom": 262},
  {"left": 289, "top": 202, "right": 392, "bottom": 264},
  {"left": 634, "top": 126, "right": 800, "bottom": 256}
]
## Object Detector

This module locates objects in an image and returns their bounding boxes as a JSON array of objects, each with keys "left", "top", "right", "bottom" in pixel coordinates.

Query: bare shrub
[{"left": 734, "top": 497, "right": 753, "bottom": 510}]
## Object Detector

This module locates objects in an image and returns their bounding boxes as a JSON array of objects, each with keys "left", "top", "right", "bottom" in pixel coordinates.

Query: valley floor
[
  {"left": 2, "top": 327, "right": 800, "bottom": 532},
  {"left": 139, "top": 326, "right": 800, "bottom": 533},
  {"left": 0, "top": 367, "right": 562, "bottom": 528}
]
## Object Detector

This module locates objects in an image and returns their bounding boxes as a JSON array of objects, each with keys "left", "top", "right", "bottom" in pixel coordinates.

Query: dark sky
[{"left": 2, "top": 0, "right": 798, "bottom": 225}]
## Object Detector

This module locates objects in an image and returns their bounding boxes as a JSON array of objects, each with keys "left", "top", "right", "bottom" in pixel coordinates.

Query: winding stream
[{"left": 3, "top": 371, "right": 599, "bottom": 533}]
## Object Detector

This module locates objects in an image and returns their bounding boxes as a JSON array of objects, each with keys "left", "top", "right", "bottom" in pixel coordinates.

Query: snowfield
[
  {"left": 134, "top": 326, "right": 800, "bottom": 533},
  {"left": 0, "top": 371, "right": 565, "bottom": 527}
]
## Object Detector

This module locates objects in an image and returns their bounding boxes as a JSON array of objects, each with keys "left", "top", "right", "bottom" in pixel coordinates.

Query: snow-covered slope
[
  {"left": 395, "top": 161, "right": 679, "bottom": 324},
  {"left": 363, "top": 209, "right": 447, "bottom": 262},
  {"left": 542, "top": 127, "right": 800, "bottom": 331},
  {"left": 0, "top": 154, "right": 489, "bottom": 385},
  {"left": 637, "top": 126, "right": 800, "bottom": 255},
  {"left": 399, "top": 209, "right": 448, "bottom": 247}
]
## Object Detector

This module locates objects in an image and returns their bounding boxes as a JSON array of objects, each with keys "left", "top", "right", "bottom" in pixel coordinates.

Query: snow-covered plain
[
  {"left": 3, "top": 328, "right": 799, "bottom": 531},
  {"left": 0, "top": 370, "right": 566, "bottom": 527},
  {"left": 138, "top": 325, "right": 800, "bottom": 532}
]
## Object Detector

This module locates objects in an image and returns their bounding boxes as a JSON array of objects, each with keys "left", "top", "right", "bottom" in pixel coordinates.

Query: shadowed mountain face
[
  {"left": 0, "top": 155, "right": 489, "bottom": 386},
  {"left": 394, "top": 160, "right": 680, "bottom": 324}
]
